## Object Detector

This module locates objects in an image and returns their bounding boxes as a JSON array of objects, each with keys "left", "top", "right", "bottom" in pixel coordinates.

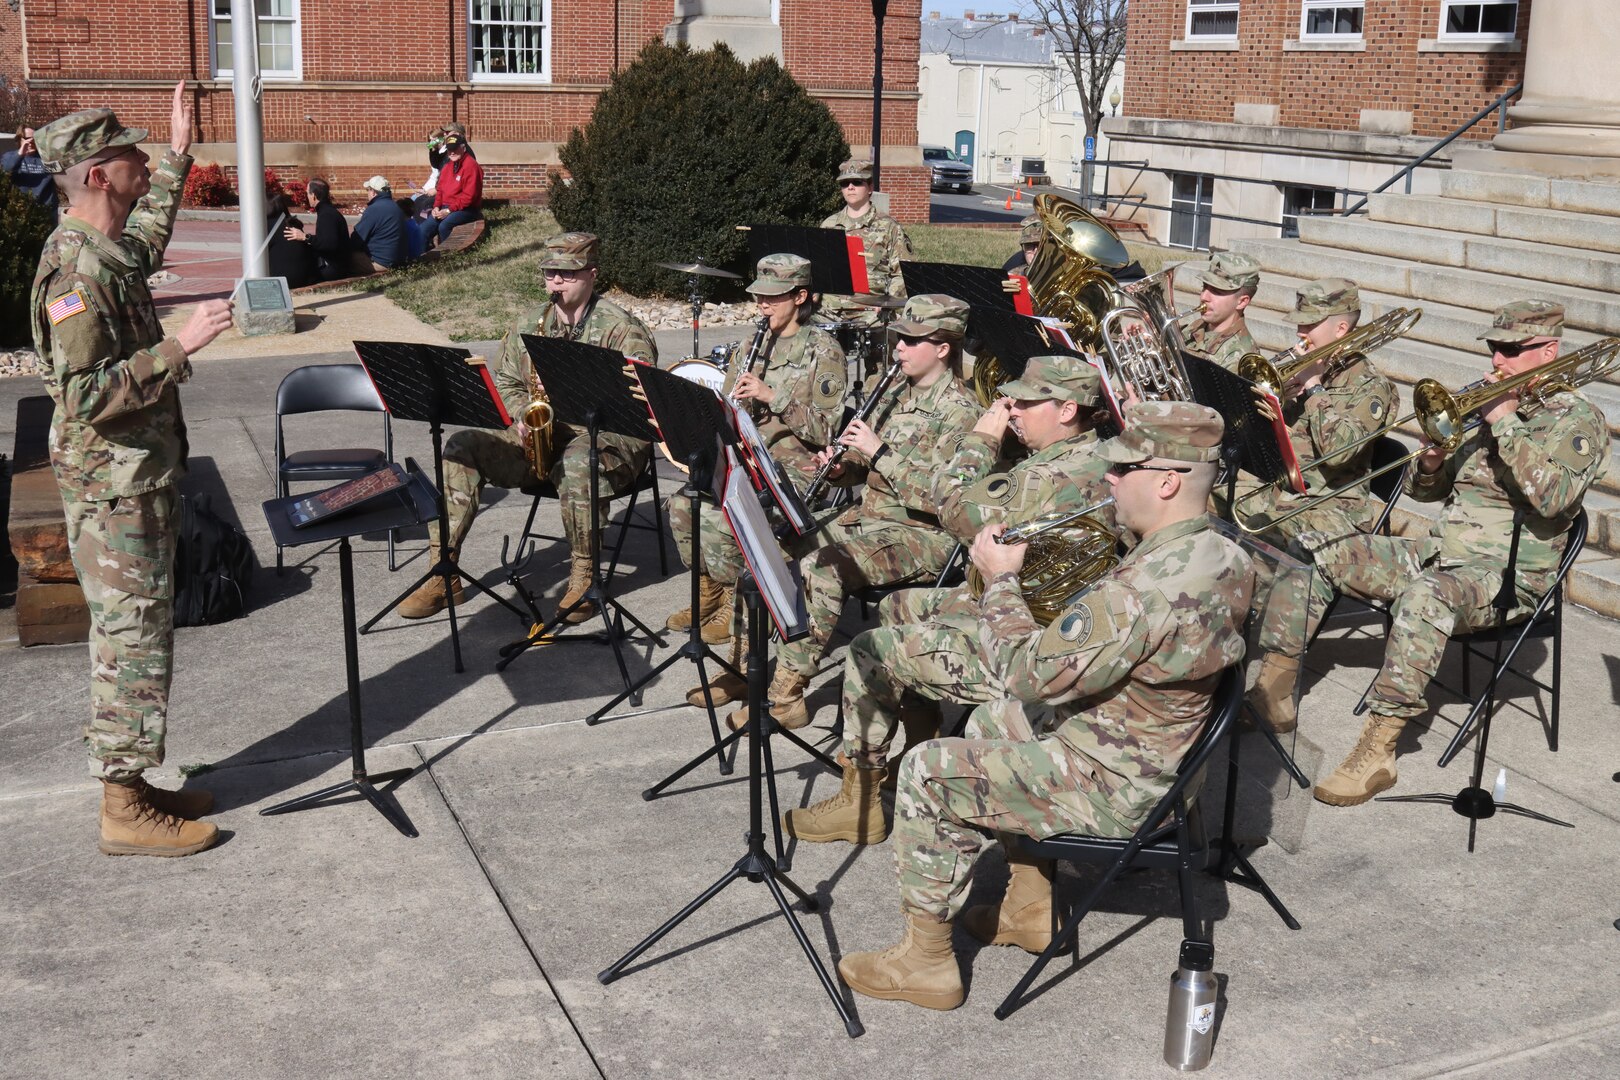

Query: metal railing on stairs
[{"left": 1341, "top": 82, "right": 1524, "bottom": 218}]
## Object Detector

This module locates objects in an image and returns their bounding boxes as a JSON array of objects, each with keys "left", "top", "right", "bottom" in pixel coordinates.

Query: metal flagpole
[{"left": 231, "top": 0, "right": 268, "bottom": 278}]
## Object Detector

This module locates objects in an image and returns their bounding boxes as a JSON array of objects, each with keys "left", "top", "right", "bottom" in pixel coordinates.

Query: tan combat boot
[
  {"left": 131, "top": 775, "right": 215, "bottom": 819},
  {"left": 698, "top": 585, "right": 735, "bottom": 645},
  {"left": 100, "top": 779, "right": 219, "bottom": 857},
  {"left": 1313, "top": 715, "right": 1405, "bottom": 806},
  {"left": 399, "top": 569, "right": 466, "bottom": 620},
  {"left": 666, "top": 573, "right": 724, "bottom": 632},
  {"left": 782, "top": 761, "right": 889, "bottom": 844},
  {"left": 727, "top": 666, "right": 810, "bottom": 731},
  {"left": 687, "top": 636, "right": 749, "bottom": 708},
  {"left": 559, "top": 551, "right": 597, "bottom": 623},
  {"left": 1247, "top": 652, "right": 1301, "bottom": 734},
  {"left": 961, "top": 848, "right": 1055, "bottom": 953},
  {"left": 838, "top": 913, "right": 965, "bottom": 1011}
]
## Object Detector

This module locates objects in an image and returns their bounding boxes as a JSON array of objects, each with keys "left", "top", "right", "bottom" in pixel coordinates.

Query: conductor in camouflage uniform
[
  {"left": 820, "top": 158, "right": 914, "bottom": 323},
  {"left": 1175, "top": 251, "right": 1259, "bottom": 371},
  {"left": 30, "top": 84, "right": 235, "bottom": 856},
  {"left": 1313, "top": 301, "right": 1609, "bottom": 806},
  {"left": 731, "top": 294, "right": 979, "bottom": 733},
  {"left": 669, "top": 254, "right": 846, "bottom": 705},
  {"left": 833, "top": 403, "right": 1254, "bottom": 1011},
  {"left": 784, "top": 354, "right": 1120, "bottom": 844},
  {"left": 401, "top": 232, "right": 658, "bottom": 623},
  {"left": 1243, "top": 279, "right": 1399, "bottom": 733}
]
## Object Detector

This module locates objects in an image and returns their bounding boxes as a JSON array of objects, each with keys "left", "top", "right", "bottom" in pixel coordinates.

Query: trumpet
[
  {"left": 1237, "top": 307, "right": 1422, "bottom": 397},
  {"left": 801, "top": 355, "right": 904, "bottom": 505},
  {"left": 1232, "top": 336, "right": 1620, "bottom": 533},
  {"left": 966, "top": 497, "right": 1120, "bottom": 625}
]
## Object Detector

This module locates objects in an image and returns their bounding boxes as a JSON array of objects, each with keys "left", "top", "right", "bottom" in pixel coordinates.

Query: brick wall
[
  {"left": 20, "top": 1, "right": 929, "bottom": 220},
  {"left": 1125, "top": 0, "right": 1528, "bottom": 140}
]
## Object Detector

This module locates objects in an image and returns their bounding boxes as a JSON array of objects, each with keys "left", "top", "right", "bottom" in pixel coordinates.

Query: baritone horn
[
  {"left": 1232, "top": 336, "right": 1620, "bottom": 533},
  {"left": 966, "top": 497, "right": 1120, "bottom": 626}
]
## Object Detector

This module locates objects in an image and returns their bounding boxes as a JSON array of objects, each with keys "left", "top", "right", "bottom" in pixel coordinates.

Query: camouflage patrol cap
[
  {"left": 444, "top": 122, "right": 469, "bottom": 139},
  {"left": 892, "top": 293, "right": 970, "bottom": 339},
  {"left": 540, "top": 232, "right": 599, "bottom": 271},
  {"left": 1286, "top": 277, "right": 1360, "bottom": 324},
  {"left": 837, "top": 158, "right": 875, "bottom": 183},
  {"left": 1018, "top": 214, "right": 1042, "bottom": 245},
  {"left": 997, "top": 355, "right": 1100, "bottom": 406},
  {"left": 35, "top": 108, "right": 147, "bottom": 174},
  {"left": 1195, "top": 251, "right": 1261, "bottom": 292},
  {"left": 747, "top": 253, "right": 814, "bottom": 296},
  {"left": 1479, "top": 299, "right": 1565, "bottom": 343},
  {"left": 1099, "top": 401, "right": 1225, "bottom": 465}
]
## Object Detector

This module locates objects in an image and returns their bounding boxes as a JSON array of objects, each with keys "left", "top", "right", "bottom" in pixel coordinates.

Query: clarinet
[
  {"left": 800, "top": 356, "right": 905, "bottom": 505},
  {"left": 730, "top": 316, "right": 771, "bottom": 405}
]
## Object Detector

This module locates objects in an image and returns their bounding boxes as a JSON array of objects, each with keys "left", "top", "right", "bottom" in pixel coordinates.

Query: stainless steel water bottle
[{"left": 1163, "top": 938, "right": 1217, "bottom": 1071}]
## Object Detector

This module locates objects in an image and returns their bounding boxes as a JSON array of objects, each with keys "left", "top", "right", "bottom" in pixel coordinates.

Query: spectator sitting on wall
[
  {"left": 398, "top": 197, "right": 428, "bottom": 261},
  {"left": 3, "top": 124, "right": 60, "bottom": 225},
  {"left": 413, "top": 122, "right": 470, "bottom": 216},
  {"left": 351, "top": 175, "right": 406, "bottom": 272},
  {"left": 284, "top": 177, "right": 350, "bottom": 281},
  {"left": 427, "top": 132, "right": 483, "bottom": 246},
  {"left": 265, "top": 193, "right": 315, "bottom": 288}
]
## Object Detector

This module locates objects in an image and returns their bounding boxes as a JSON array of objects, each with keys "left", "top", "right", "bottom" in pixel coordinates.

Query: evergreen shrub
[{"left": 0, "top": 171, "right": 54, "bottom": 347}]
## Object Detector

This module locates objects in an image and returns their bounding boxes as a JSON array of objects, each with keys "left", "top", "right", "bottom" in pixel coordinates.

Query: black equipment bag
[{"left": 174, "top": 494, "right": 254, "bottom": 626}]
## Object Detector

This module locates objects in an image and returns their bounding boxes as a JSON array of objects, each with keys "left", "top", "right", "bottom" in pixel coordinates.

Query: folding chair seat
[{"left": 274, "top": 363, "right": 395, "bottom": 573}]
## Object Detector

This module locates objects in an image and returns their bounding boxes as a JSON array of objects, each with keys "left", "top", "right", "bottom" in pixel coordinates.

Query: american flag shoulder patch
[{"left": 47, "top": 288, "right": 89, "bottom": 325}]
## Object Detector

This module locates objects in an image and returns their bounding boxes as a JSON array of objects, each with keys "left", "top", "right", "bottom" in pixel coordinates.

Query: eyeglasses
[
  {"left": 840, "top": 179, "right": 869, "bottom": 188},
  {"left": 1491, "top": 339, "right": 1551, "bottom": 358},
  {"left": 1108, "top": 461, "right": 1192, "bottom": 477}
]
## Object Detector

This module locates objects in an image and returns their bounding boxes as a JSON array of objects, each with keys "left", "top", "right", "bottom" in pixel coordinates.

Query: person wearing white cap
[{"left": 351, "top": 174, "right": 407, "bottom": 272}]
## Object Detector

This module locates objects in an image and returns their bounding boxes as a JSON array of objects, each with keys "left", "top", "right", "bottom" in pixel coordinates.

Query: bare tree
[{"left": 1023, "top": 0, "right": 1128, "bottom": 142}]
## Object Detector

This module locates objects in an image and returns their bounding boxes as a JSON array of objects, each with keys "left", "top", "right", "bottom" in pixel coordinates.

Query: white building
[{"left": 917, "top": 12, "right": 1125, "bottom": 190}]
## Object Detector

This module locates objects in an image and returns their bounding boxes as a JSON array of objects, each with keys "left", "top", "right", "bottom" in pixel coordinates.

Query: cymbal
[
  {"left": 657, "top": 261, "right": 743, "bottom": 280},
  {"left": 850, "top": 293, "right": 906, "bottom": 310}
]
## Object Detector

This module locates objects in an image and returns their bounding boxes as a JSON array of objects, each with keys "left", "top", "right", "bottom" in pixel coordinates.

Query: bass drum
[{"left": 667, "top": 357, "right": 728, "bottom": 394}]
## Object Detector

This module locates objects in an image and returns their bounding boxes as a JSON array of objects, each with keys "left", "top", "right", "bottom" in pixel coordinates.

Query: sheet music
[
  {"left": 720, "top": 449, "right": 809, "bottom": 642},
  {"left": 730, "top": 407, "right": 811, "bottom": 534}
]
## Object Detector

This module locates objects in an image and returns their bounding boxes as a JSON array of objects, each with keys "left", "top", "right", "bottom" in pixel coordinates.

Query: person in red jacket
[{"left": 427, "top": 132, "right": 483, "bottom": 244}]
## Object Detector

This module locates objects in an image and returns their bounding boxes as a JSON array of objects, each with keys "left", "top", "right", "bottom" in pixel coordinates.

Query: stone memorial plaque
[{"left": 235, "top": 276, "right": 296, "bottom": 337}]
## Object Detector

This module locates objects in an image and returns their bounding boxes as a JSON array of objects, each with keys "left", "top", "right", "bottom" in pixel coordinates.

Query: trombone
[
  {"left": 1232, "top": 336, "right": 1620, "bottom": 533},
  {"left": 1237, "top": 306, "right": 1422, "bottom": 396}
]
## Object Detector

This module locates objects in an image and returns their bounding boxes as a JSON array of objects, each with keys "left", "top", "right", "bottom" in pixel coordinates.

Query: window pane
[
  {"left": 1306, "top": 10, "right": 1335, "bottom": 34},
  {"left": 1191, "top": 12, "right": 1238, "bottom": 36},
  {"left": 1338, "top": 10, "right": 1362, "bottom": 33},
  {"left": 1446, "top": 6, "right": 1481, "bottom": 34},
  {"left": 1480, "top": 3, "right": 1516, "bottom": 33},
  {"left": 215, "top": 39, "right": 232, "bottom": 71}
]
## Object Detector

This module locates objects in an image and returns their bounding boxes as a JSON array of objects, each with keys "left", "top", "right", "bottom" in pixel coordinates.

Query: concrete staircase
[{"left": 1172, "top": 168, "right": 1620, "bottom": 619}]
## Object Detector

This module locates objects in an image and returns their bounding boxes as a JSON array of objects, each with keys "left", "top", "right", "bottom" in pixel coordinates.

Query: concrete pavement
[{"left": 3, "top": 302, "right": 1620, "bottom": 1078}]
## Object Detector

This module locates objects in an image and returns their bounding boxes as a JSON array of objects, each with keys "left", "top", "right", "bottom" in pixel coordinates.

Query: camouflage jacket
[
  {"left": 977, "top": 514, "right": 1254, "bottom": 820},
  {"left": 841, "top": 372, "right": 979, "bottom": 539},
  {"left": 932, "top": 430, "right": 1114, "bottom": 544},
  {"left": 724, "top": 323, "right": 847, "bottom": 475},
  {"left": 820, "top": 205, "right": 914, "bottom": 314},
  {"left": 31, "top": 150, "right": 193, "bottom": 501},
  {"left": 494, "top": 293, "right": 658, "bottom": 440},
  {"left": 1408, "top": 389, "right": 1610, "bottom": 579},
  {"left": 1176, "top": 314, "right": 1255, "bottom": 373}
]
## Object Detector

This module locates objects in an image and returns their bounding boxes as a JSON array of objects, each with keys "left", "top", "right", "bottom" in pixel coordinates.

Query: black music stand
[
  {"left": 260, "top": 468, "right": 440, "bottom": 836},
  {"left": 353, "top": 341, "right": 529, "bottom": 674},
  {"left": 598, "top": 574, "right": 863, "bottom": 1038},
  {"left": 496, "top": 338, "right": 664, "bottom": 694},
  {"left": 745, "top": 224, "right": 862, "bottom": 296},
  {"left": 900, "top": 260, "right": 1026, "bottom": 314}
]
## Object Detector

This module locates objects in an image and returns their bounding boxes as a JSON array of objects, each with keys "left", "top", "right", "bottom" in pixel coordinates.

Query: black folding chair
[
  {"left": 274, "top": 363, "right": 395, "bottom": 573},
  {"left": 994, "top": 666, "right": 1299, "bottom": 1021},
  {"left": 511, "top": 453, "right": 670, "bottom": 584},
  {"left": 1305, "top": 434, "right": 1410, "bottom": 648}
]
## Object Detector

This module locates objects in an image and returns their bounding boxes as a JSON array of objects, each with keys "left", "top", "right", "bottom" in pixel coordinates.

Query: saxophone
[{"left": 521, "top": 292, "right": 561, "bottom": 478}]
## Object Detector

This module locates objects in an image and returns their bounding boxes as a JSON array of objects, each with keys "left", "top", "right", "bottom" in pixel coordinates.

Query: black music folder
[
  {"left": 520, "top": 335, "right": 655, "bottom": 440},
  {"left": 1182, "top": 352, "right": 1291, "bottom": 486},
  {"left": 744, "top": 223, "right": 866, "bottom": 295},
  {"left": 900, "top": 261, "right": 1033, "bottom": 316},
  {"left": 353, "top": 341, "right": 511, "bottom": 428}
]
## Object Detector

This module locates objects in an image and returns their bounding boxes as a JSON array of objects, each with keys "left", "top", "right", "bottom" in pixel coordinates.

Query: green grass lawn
[{"left": 372, "top": 206, "right": 1182, "bottom": 341}]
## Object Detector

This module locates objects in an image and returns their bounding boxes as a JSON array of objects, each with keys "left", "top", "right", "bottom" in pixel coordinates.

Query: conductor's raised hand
[
  {"left": 169, "top": 80, "right": 193, "bottom": 156},
  {"left": 970, "top": 522, "right": 1026, "bottom": 581}
]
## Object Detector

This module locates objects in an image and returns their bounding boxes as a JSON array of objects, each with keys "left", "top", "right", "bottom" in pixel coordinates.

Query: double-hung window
[
  {"left": 1439, "top": 2, "right": 1519, "bottom": 41},
  {"left": 470, "top": 0, "right": 552, "bottom": 81},
  {"left": 1187, "top": 0, "right": 1240, "bottom": 40},
  {"left": 1301, "top": 2, "right": 1364, "bottom": 40},
  {"left": 211, "top": 0, "right": 301, "bottom": 80}
]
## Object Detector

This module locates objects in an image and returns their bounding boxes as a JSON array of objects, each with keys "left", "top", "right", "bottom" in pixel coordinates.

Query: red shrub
[{"left": 183, "top": 163, "right": 236, "bottom": 207}]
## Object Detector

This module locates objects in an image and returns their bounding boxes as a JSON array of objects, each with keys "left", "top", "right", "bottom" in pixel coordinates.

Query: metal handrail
[{"left": 1341, "top": 82, "right": 1523, "bottom": 217}]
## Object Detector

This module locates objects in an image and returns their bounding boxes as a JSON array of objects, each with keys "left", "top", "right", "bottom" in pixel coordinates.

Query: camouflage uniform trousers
[
  {"left": 1249, "top": 501, "right": 1365, "bottom": 659},
  {"left": 773, "top": 518, "right": 951, "bottom": 679},
  {"left": 59, "top": 482, "right": 177, "bottom": 781},
  {"left": 430, "top": 424, "right": 648, "bottom": 555},
  {"left": 666, "top": 494, "right": 746, "bottom": 584},
  {"left": 1329, "top": 533, "right": 1541, "bottom": 719},
  {"left": 892, "top": 699, "right": 1134, "bottom": 921}
]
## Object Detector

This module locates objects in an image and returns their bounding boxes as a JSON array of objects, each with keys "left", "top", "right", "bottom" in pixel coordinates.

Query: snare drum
[{"left": 668, "top": 357, "right": 728, "bottom": 394}]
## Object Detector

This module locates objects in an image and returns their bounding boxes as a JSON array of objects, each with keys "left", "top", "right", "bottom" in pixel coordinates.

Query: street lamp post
[
  {"left": 871, "top": 0, "right": 888, "bottom": 190},
  {"left": 1109, "top": 85, "right": 1121, "bottom": 117}
]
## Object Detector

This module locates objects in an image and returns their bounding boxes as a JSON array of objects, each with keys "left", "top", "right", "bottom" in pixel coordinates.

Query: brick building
[
  {"left": 3, "top": 0, "right": 930, "bottom": 221},
  {"left": 1104, "top": 1, "right": 1530, "bottom": 248}
]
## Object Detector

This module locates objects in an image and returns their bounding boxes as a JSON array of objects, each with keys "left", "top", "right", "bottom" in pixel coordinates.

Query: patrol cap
[
  {"left": 1018, "top": 214, "right": 1042, "bottom": 245},
  {"left": 1194, "top": 251, "right": 1260, "bottom": 292},
  {"left": 363, "top": 175, "right": 391, "bottom": 194},
  {"left": 998, "top": 355, "right": 1100, "bottom": 407},
  {"left": 35, "top": 108, "right": 147, "bottom": 175},
  {"left": 1479, "top": 299, "right": 1565, "bottom": 343},
  {"left": 540, "top": 232, "right": 599, "bottom": 271},
  {"left": 837, "top": 158, "right": 874, "bottom": 183},
  {"left": 444, "top": 122, "right": 469, "bottom": 139},
  {"left": 891, "top": 293, "right": 970, "bottom": 340},
  {"left": 1098, "top": 401, "right": 1225, "bottom": 465},
  {"left": 747, "top": 253, "right": 813, "bottom": 296},
  {"left": 1286, "top": 277, "right": 1360, "bottom": 324}
]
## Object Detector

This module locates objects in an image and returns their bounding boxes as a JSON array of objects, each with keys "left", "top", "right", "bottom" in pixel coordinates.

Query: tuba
[
  {"left": 966, "top": 497, "right": 1120, "bottom": 625},
  {"left": 1024, "top": 193, "right": 1132, "bottom": 346}
]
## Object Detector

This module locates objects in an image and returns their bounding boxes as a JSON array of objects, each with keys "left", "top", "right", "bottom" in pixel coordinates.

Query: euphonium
[
  {"left": 1101, "top": 305, "right": 1194, "bottom": 402},
  {"left": 1237, "top": 307, "right": 1422, "bottom": 396},
  {"left": 521, "top": 292, "right": 562, "bottom": 479},
  {"left": 966, "top": 497, "right": 1120, "bottom": 626}
]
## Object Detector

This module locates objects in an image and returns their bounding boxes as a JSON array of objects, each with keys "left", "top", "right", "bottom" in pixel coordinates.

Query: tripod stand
[{"left": 598, "top": 575, "right": 864, "bottom": 1038}]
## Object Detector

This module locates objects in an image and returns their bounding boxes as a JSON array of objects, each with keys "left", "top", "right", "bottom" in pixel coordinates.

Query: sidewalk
[{"left": 3, "top": 300, "right": 1620, "bottom": 1077}]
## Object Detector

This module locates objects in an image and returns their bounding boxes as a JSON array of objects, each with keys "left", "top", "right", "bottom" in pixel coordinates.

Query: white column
[
  {"left": 665, "top": 0, "right": 784, "bottom": 64},
  {"left": 1493, "top": 0, "right": 1620, "bottom": 163}
]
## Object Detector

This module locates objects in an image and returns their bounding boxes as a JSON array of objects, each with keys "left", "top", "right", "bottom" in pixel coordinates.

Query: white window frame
[
  {"left": 1438, "top": 1, "right": 1520, "bottom": 43},
  {"left": 468, "top": 0, "right": 553, "bottom": 84},
  {"left": 1300, "top": 1, "right": 1364, "bottom": 41},
  {"left": 1186, "top": 0, "right": 1241, "bottom": 40},
  {"left": 210, "top": 0, "right": 303, "bottom": 81}
]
